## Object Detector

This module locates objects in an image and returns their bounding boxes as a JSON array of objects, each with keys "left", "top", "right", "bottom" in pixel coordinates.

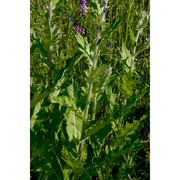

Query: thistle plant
[
  {"left": 30, "top": 0, "right": 150, "bottom": 179},
  {"left": 75, "top": 0, "right": 110, "bottom": 162}
]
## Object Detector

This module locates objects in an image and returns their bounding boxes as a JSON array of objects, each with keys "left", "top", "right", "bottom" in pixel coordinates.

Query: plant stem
[
  {"left": 77, "top": 1, "right": 108, "bottom": 175},
  {"left": 78, "top": 75, "right": 94, "bottom": 161},
  {"left": 48, "top": 1, "right": 53, "bottom": 87},
  {"left": 48, "top": 47, "right": 52, "bottom": 87},
  {"left": 85, "top": 81, "right": 93, "bottom": 121},
  {"left": 77, "top": 5, "right": 103, "bottom": 161},
  {"left": 92, "top": 94, "right": 97, "bottom": 120}
]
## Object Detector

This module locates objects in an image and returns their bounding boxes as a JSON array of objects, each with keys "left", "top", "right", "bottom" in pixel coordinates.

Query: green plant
[{"left": 30, "top": 0, "right": 150, "bottom": 179}]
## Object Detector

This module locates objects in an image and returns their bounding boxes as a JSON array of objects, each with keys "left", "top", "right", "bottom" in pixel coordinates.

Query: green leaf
[
  {"left": 121, "top": 43, "right": 135, "bottom": 72},
  {"left": 118, "top": 120, "right": 139, "bottom": 137},
  {"left": 129, "top": 28, "right": 136, "bottom": 43},
  {"left": 134, "top": 42, "right": 150, "bottom": 58},
  {"left": 105, "top": 86, "right": 117, "bottom": 112},
  {"left": 138, "top": 18, "right": 149, "bottom": 33},
  {"left": 101, "top": 19, "right": 123, "bottom": 38},
  {"left": 82, "top": 116, "right": 113, "bottom": 141},
  {"left": 30, "top": 91, "right": 51, "bottom": 108},
  {"left": 131, "top": 139, "right": 149, "bottom": 151},
  {"left": 64, "top": 109, "right": 84, "bottom": 141},
  {"left": 75, "top": 34, "right": 93, "bottom": 66},
  {"left": 75, "top": 33, "right": 84, "bottom": 47},
  {"left": 89, "top": 0, "right": 101, "bottom": 15},
  {"left": 30, "top": 101, "right": 43, "bottom": 130},
  {"left": 92, "top": 65, "right": 112, "bottom": 94},
  {"left": 61, "top": 146, "right": 85, "bottom": 175},
  {"left": 44, "top": 150, "right": 64, "bottom": 180},
  {"left": 121, "top": 72, "right": 133, "bottom": 97},
  {"left": 94, "top": 0, "right": 101, "bottom": 15},
  {"left": 67, "top": 83, "right": 74, "bottom": 98},
  {"left": 91, "top": 123, "right": 112, "bottom": 144}
]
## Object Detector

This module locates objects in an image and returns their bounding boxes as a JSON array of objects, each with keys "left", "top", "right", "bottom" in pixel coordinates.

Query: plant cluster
[{"left": 30, "top": 0, "right": 150, "bottom": 179}]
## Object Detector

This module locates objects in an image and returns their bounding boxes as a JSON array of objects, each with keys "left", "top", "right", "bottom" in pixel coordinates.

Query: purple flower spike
[{"left": 79, "top": 0, "right": 87, "bottom": 16}]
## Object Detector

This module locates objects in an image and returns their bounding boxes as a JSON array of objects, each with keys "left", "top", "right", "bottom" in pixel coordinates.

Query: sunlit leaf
[{"left": 64, "top": 109, "right": 84, "bottom": 141}]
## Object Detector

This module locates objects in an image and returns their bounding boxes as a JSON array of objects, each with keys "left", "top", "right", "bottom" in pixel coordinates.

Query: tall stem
[
  {"left": 78, "top": 11, "right": 102, "bottom": 162},
  {"left": 48, "top": 1, "right": 52, "bottom": 87},
  {"left": 77, "top": 0, "right": 107, "bottom": 174},
  {"left": 48, "top": 47, "right": 52, "bottom": 87},
  {"left": 78, "top": 80, "right": 93, "bottom": 160}
]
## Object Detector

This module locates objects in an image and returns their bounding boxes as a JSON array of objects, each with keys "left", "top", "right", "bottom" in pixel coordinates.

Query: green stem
[
  {"left": 78, "top": 79, "right": 93, "bottom": 161},
  {"left": 77, "top": 11, "right": 102, "bottom": 163},
  {"left": 92, "top": 94, "right": 97, "bottom": 120},
  {"left": 48, "top": 47, "right": 52, "bottom": 87},
  {"left": 84, "top": 81, "right": 93, "bottom": 121},
  {"left": 77, "top": 0, "right": 105, "bottom": 174},
  {"left": 48, "top": 1, "right": 53, "bottom": 87}
]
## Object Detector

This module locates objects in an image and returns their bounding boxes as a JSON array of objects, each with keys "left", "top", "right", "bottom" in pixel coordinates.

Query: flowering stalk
[
  {"left": 77, "top": 0, "right": 108, "bottom": 162},
  {"left": 79, "top": 0, "right": 87, "bottom": 16},
  {"left": 70, "top": 0, "right": 88, "bottom": 35},
  {"left": 48, "top": 1, "right": 53, "bottom": 87}
]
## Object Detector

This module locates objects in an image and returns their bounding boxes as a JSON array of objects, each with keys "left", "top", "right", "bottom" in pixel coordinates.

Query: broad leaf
[{"left": 64, "top": 109, "right": 84, "bottom": 141}]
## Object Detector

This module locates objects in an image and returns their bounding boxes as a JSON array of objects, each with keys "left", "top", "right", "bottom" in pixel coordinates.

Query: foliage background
[{"left": 30, "top": 0, "right": 150, "bottom": 179}]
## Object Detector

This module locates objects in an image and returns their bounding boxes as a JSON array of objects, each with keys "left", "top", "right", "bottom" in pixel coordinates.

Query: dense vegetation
[{"left": 30, "top": 0, "right": 150, "bottom": 179}]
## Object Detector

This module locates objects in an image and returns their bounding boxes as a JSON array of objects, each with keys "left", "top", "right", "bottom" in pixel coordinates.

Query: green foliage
[{"left": 31, "top": 0, "right": 150, "bottom": 179}]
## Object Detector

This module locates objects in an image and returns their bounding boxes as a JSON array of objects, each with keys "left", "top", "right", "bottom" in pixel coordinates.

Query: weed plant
[{"left": 30, "top": 0, "right": 150, "bottom": 179}]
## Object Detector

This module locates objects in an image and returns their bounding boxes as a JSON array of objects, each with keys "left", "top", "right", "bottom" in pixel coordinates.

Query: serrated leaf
[
  {"left": 129, "top": 28, "right": 136, "bottom": 43},
  {"left": 138, "top": 18, "right": 149, "bottom": 32},
  {"left": 121, "top": 43, "right": 135, "bottom": 72},
  {"left": 50, "top": 94, "right": 77, "bottom": 110},
  {"left": 30, "top": 91, "right": 51, "bottom": 108},
  {"left": 64, "top": 109, "right": 84, "bottom": 141},
  {"left": 131, "top": 139, "right": 149, "bottom": 151},
  {"left": 93, "top": 65, "right": 112, "bottom": 93},
  {"left": 94, "top": 0, "right": 101, "bottom": 15},
  {"left": 67, "top": 84, "right": 74, "bottom": 98},
  {"left": 82, "top": 116, "right": 113, "bottom": 141},
  {"left": 119, "top": 120, "right": 139, "bottom": 137},
  {"left": 89, "top": 0, "right": 101, "bottom": 15},
  {"left": 105, "top": 86, "right": 117, "bottom": 111},
  {"left": 75, "top": 33, "right": 84, "bottom": 47},
  {"left": 91, "top": 123, "right": 112, "bottom": 143},
  {"left": 75, "top": 32, "right": 90, "bottom": 51},
  {"left": 121, "top": 72, "right": 133, "bottom": 97},
  {"left": 61, "top": 146, "right": 85, "bottom": 175},
  {"left": 75, "top": 34, "right": 93, "bottom": 66},
  {"left": 30, "top": 101, "right": 43, "bottom": 130}
]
